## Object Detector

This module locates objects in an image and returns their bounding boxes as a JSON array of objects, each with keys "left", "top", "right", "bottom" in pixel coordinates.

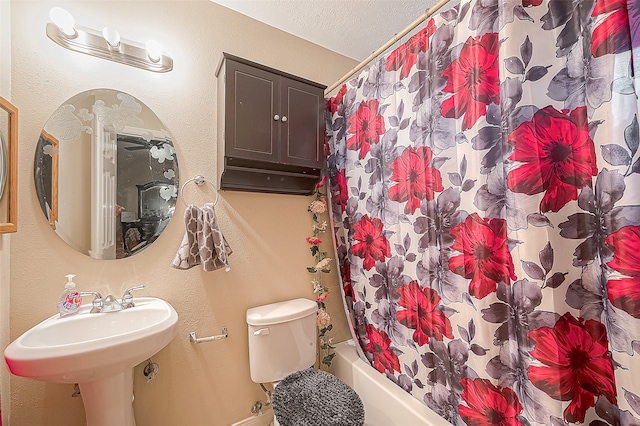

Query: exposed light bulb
[
  {"left": 49, "top": 7, "right": 76, "bottom": 37},
  {"left": 145, "top": 40, "right": 163, "bottom": 63},
  {"left": 102, "top": 27, "right": 121, "bottom": 48}
]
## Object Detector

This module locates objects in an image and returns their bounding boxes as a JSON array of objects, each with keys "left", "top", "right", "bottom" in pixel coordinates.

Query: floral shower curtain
[{"left": 326, "top": 0, "right": 640, "bottom": 424}]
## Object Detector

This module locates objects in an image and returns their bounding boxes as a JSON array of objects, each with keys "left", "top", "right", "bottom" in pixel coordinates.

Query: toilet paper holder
[{"left": 189, "top": 326, "right": 229, "bottom": 344}]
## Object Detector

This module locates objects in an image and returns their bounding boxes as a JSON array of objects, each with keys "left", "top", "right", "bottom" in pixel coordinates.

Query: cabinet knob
[
  {"left": 281, "top": 116, "right": 288, "bottom": 122},
  {"left": 273, "top": 115, "right": 280, "bottom": 121}
]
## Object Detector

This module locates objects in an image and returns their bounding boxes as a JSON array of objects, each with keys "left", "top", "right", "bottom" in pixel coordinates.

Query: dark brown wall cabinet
[{"left": 216, "top": 53, "right": 326, "bottom": 195}]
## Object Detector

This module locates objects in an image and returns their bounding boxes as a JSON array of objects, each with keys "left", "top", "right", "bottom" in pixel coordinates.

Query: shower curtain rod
[{"left": 325, "top": 0, "right": 454, "bottom": 96}]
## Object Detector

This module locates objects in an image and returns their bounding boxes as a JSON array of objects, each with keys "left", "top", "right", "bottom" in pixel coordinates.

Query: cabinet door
[
  {"left": 225, "top": 60, "right": 280, "bottom": 163},
  {"left": 279, "top": 76, "right": 325, "bottom": 169}
]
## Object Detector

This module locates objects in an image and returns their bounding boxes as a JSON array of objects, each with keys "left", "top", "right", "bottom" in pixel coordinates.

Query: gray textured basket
[{"left": 272, "top": 368, "right": 365, "bottom": 426}]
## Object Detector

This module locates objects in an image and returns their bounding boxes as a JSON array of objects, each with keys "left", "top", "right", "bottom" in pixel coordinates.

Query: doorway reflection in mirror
[{"left": 34, "top": 89, "right": 179, "bottom": 259}]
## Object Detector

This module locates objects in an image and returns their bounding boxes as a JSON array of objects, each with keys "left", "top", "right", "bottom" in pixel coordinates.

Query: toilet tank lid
[{"left": 246, "top": 298, "right": 318, "bottom": 326}]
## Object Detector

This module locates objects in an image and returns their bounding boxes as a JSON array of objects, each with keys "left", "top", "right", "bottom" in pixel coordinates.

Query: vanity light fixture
[{"left": 46, "top": 7, "right": 173, "bottom": 73}]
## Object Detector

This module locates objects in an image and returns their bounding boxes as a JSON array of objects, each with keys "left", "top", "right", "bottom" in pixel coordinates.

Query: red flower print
[
  {"left": 341, "top": 262, "right": 352, "bottom": 288},
  {"left": 365, "top": 324, "right": 401, "bottom": 374},
  {"left": 386, "top": 18, "right": 436, "bottom": 80},
  {"left": 352, "top": 215, "right": 391, "bottom": 271},
  {"left": 605, "top": 226, "right": 640, "bottom": 318},
  {"left": 346, "top": 99, "right": 386, "bottom": 159},
  {"left": 388, "top": 146, "right": 444, "bottom": 214},
  {"left": 507, "top": 106, "right": 597, "bottom": 213},
  {"left": 332, "top": 169, "right": 348, "bottom": 213},
  {"left": 522, "top": 0, "right": 542, "bottom": 6},
  {"left": 459, "top": 378, "right": 524, "bottom": 426},
  {"left": 397, "top": 281, "right": 453, "bottom": 346},
  {"left": 343, "top": 282, "right": 354, "bottom": 299},
  {"left": 441, "top": 32, "right": 500, "bottom": 130},
  {"left": 591, "top": 0, "right": 631, "bottom": 57},
  {"left": 449, "top": 213, "right": 516, "bottom": 299},
  {"left": 528, "top": 313, "right": 617, "bottom": 423},
  {"left": 328, "top": 84, "right": 347, "bottom": 114}
]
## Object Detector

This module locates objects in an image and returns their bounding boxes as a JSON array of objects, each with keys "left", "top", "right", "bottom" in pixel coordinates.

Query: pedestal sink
[{"left": 4, "top": 297, "right": 178, "bottom": 426}]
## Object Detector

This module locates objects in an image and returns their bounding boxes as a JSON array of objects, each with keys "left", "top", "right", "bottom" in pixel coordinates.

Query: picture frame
[{"left": 0, "top": 95, "right": 17, "bottom": 233}]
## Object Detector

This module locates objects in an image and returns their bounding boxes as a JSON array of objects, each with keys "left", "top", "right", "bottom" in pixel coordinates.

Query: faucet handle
[
  {"left": 79, "top": 291, "right": 103, "bottom": 313},
  {"left": 121, "top": 285, "right": 145, "bottom": 309}
]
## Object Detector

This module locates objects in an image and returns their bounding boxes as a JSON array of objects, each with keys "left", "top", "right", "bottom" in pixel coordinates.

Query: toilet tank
[{"left": 247, "top": 298, "right": 318, "bottom": 384}]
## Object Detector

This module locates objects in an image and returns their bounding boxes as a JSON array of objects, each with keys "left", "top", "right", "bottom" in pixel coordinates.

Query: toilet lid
[{"left": 272, "top": 368, "right": 365, "bottom": 426}]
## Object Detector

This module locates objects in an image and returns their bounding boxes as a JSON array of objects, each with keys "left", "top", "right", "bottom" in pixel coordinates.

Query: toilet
[
  {"left": 246, "top": 298, "right": 318, "bottom": 426},
  {"left": 247, "top": 298, "right": 365, "bottom": 426}
]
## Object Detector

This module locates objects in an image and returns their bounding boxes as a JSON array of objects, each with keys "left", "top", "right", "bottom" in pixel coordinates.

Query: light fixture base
[{"left": 46, "top": 23, "right": 173, "bottom": 73}]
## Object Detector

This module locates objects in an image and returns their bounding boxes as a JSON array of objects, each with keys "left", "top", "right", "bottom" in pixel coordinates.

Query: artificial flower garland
[{"left": 307, "top": 176, "right": 335, "bottom": 367}]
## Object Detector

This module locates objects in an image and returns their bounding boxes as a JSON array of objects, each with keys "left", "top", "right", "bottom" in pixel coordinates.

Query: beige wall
[{"left": 7, "top": 1, "right": 356, "bottom": 424}]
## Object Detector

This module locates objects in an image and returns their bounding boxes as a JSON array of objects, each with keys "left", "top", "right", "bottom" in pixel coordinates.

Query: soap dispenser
[{"left": 57, "top": 274, "right": 81, "bottom": 317}]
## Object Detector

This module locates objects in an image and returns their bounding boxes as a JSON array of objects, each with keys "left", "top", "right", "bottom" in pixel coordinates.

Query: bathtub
[{"left": 332, "top": 340, "right": 450, "bottom": 426}]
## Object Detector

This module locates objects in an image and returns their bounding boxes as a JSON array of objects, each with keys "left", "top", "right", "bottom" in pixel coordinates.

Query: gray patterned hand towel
[{"left": 171, "top": 203, "right": 231, "bottom": 271}]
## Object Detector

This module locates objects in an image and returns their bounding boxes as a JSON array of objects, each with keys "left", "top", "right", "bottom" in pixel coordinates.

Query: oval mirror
[{"left": 34, "top": 89, "right": 179, "bottom": 259}]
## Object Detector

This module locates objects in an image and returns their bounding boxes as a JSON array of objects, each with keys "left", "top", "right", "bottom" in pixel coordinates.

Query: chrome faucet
[
  {"left": 79, "top": 285, "right": 145, "bottom": 313},
  {"left": 101, "top": 295, "right": 123, "bottom": 313},
  {"left": 121, "top": 285, "right": 145, "bottom": 309},
  {"left": 78, "top": 291, "right": 103, "bottom": 313}
]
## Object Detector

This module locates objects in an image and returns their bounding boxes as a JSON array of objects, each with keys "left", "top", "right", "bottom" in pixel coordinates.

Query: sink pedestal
[{"left": 79, "top": 368, "right": 136, "bottom": 426}]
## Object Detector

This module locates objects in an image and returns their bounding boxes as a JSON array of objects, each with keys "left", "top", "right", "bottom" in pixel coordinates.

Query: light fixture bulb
[
  {"left": 102, "top": 27, "right": 121, "bottom": 48},
  {"left": 49, "top": 7, "right": 76, "bottom": 37},
  {"left": 145, "top": 40, "right": 163, "bottom": 63}
]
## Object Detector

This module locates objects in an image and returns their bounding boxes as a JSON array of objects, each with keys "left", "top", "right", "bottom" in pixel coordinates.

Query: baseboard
[{"left": 230, "top": 408, "right": 274, "bottom": 426}]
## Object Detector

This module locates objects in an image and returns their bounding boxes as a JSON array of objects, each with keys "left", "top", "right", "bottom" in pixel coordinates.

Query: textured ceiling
[{"left": 210, "top": 0, "right": 444, "bottom": 61}]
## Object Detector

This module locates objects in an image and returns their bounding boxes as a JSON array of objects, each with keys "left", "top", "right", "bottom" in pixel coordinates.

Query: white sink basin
[{"left": 4, "top": 296, "right": 178, "bottom": 426}]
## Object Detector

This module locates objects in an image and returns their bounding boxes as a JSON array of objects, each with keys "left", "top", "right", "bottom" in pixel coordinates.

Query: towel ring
[{"left": 179, "top": 175, "right": 219, "bottom": 206}]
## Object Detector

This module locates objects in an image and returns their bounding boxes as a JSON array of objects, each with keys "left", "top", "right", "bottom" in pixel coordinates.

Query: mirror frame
[
  {"left": 0, "top": 95, "right": 18, "bottom": 233},
  {"left": 38, "top": 130, "right": 59, "bottom": 230}
]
